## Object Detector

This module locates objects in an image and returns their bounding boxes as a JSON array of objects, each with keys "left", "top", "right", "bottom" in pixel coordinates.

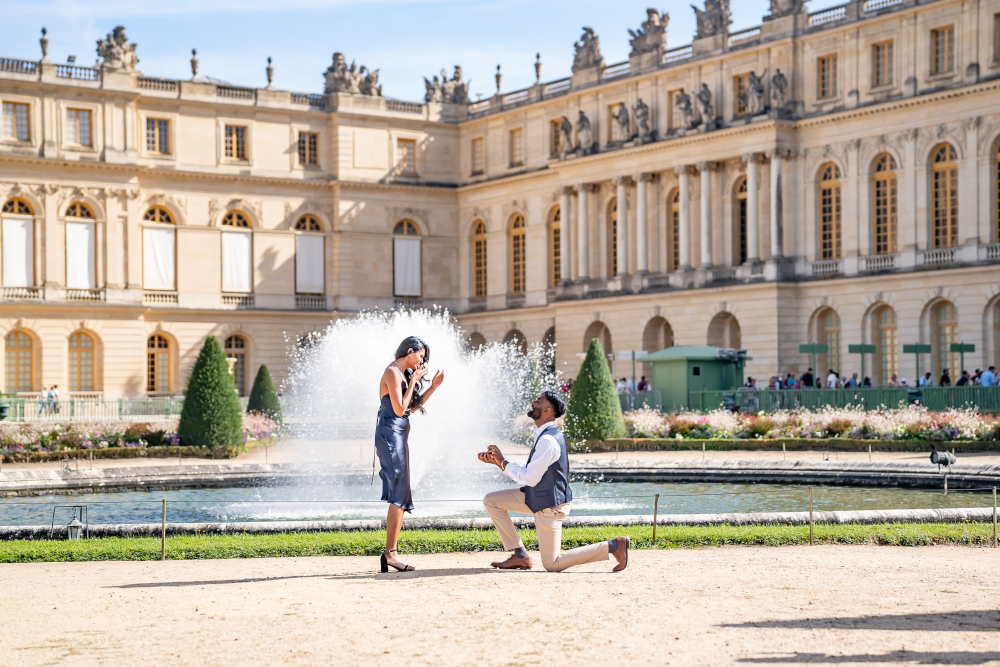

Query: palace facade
[{"left": 1, "top": 0, "right": 1000, "bottom": 397}]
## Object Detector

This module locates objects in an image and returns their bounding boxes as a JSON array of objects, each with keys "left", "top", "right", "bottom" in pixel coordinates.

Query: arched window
[
  {"left": 295, "top": 215, "right": 321, "bottom": 231},
  {"left": 707, "top": 312, "right": 741, "bottom": 350},
  {"left": 393, "top": 219, "right": 421, "bottom": 297},
  {"left": 936, "top": 301, "right": 957, "bottom": 380},
  {"left": 608, "top": 199, "right": 618, "bottom": 277},
  {"left": 68, "top": 332, "right": 94, "bottom": 393},
  {"left": 143, "top": 207, "right": 173, "bottom": 224},
  {"left": 222, "top": 211, "right": 250, "bottom": 228},
  {"left": 225, "top": 335, "right": 247, "bottom": 396},
  {"left": 1, "top": 199, "right": 34, "bottom": 287},
  {"left": 583, "top": 320, "right": 613, "bottom": 369},
  {"left": 146, "top": 334, "right": 172, "bottom": 394},
  {"left": 2, "top": 198, "right": 32, "bottom": 215},
  {"left": 65, "top": 202, "right": 96, "bottom": 290},
  {"left": 873, "top": 154, "right": 897, "bottom": 255},
  {"left": 467, "top": 332, "right": 487, "bottom": 351},
  {"left": 473, "top": 220, "right": 487, "bottom": 298},
  {"left": 550, "top": 208, "right": 561, "bottom": 287},
  {"left": 734, "top": 177, "right": 748, "bottom": 265},
  {"left": 995, "top": 139, "right": 1000, "bottom": 243},
  {"left": 669, "top": 189, "right": 680, "bottom": 272},
  {"left": 818, "top": 309, "right": 841, "bottom": 376},
  {"left": 876, "top": 307, "right": 897, "bottom": 385},
  {"left": 503, "top": 329, "right": 527, "bottom": 354},
  {"left": 932, "top": 144, "right": 958, "bottom": 249},
  {"left": 510, "top": 214, "right": 526, "bottom": 294},
  {"left": 820, "top": 164, "right": 842, "bottom": 260},
  {"left": 4, "top": 330, "right": 33, "bottom": 393}
]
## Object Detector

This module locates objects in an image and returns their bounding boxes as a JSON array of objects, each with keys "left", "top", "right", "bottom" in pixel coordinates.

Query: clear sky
[{"left": 5, "top": 0, "right": 845, "bottom": 102}]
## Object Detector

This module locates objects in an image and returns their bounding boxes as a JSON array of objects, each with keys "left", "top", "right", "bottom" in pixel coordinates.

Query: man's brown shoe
[
  {"left": 611, "top": 536, "right": 629, "bottom": 572},
  {"left": 490, "top": 554, "right": 532, "bottom": 570}
]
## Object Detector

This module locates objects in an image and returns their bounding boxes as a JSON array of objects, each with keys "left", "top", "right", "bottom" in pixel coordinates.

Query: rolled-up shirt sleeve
[{"left": 502, "top": 435, "right": 560, "bottom": 487}]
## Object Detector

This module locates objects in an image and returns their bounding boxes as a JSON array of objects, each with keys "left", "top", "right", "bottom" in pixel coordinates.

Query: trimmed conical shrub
[
  {"left": 565, "top": 338, "right": 626, "bottom": 440},
  {"left": 178, "top": 336, "right": 243, "bottom": 450},
  {"left": 247, "top": 364, "right": 282, "bottom": 423}
]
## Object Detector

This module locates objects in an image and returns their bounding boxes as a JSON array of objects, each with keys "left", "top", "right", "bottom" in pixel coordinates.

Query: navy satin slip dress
[{"left": 374, "top": 377, "right": 414, "bottom": 512}]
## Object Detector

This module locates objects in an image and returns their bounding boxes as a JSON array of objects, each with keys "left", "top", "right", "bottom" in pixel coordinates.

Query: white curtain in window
[
  {"left": 65, "top": 221, "right": 96, "bottom": 289},
  {"left": 295, "top": 235, "right": 324, "bottom": 294},
  {"left": 393, "top": 237, "right": 421, "bottom": 296},
  {"left": 143, "top": 227, "right": 176, "bottom": 290},
  {"left": 1, "top": 218, "right": 33, "bottom": 287},
  {"left": 222, "top": 231, "right": 252, "bottom": 293}
]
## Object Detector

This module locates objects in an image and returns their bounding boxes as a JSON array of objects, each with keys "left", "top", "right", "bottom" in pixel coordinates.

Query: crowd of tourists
[
  {"left": 744, "top": 365, "right": 996, "bottom": 390},
  {"left": 34, "top": 385, "right": 61, "bottom": 415}
]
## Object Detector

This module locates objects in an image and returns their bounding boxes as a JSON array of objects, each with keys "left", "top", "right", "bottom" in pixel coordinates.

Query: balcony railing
[
  {"left": 809, "top": 4, "right": 848, "bottom": 27},
  {"left": 0, "top": 58, "right": 37, "bottom": 75},
  {"left": 143, "top": 291, "right": 178, "bottom": 306},
  {"left": 663, "top": 45, "right": 693, "bottom": 65},
  {"left": 222, "top": 294, "right": 255, "bottom": 308},
  {"left": 501, "top": 89, "right": 530, "bottom": 107},
  {"left": 602, "top": 61, "right": 631, "bottom": 80},
  {"left": 506, "top": 293, "right": 526, "bottom": 309},
  {"left": 711, "top": 267, "right": 737, "bottom": 283},
  {"left": 138, "top": 77, "right": 178, "bottom": 92},
  {"left": 864, "top": 0, "right": 903, "bottom": 12},
  {"left": 728, "top": 27, "right": 761, "bottom": 49},
  {"left": 920, "top": 247, "right": 957, "bottom": 266},
  {"left": 863, "top": 254, "right": 897, "bottom": 272},
  {"left": 394, "top": 296, "right": 423, "bottom": 310},
  {"left": 291, "top": 92, "right": 325, "bottom": 108},
  {"left": 55, "top": 64, "right": 99, "bottom": 81},
  {"left": 386, "top": 99, "right": 424, "bottom": 114},
  {"left": 981, "top": 243, "right": 1000, "bottom": 262},
  {"left": 468, "top": 297, "right": 487, "bottom": 312},
  {"left": 811, "top": 258, "right": 843, "bottom": 277},
  {"left": 543, "top": 78, "right": 571, "bottom": 98},
  {"left": 2, "top": 286, "right": 42, "bottom": 300},
  {"left": 65, "top": 288, "right": 105, "bottom": 302},
  {"left": 295, "top": 294, "right": 326, "bottom": 310},
  {"left": 217, "top": 85, "right": 254, "bottom": 100}
]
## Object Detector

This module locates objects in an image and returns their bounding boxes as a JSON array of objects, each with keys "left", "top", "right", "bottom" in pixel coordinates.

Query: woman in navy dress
[{"left": 376, "top": 336, "right": 444, "bottom": 572}]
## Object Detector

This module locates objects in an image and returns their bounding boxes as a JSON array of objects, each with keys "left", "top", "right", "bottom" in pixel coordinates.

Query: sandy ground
[
  {"left": 5, "top": 440, "right": 1000, "bottom": 472},
  {"left": 1, "top": 546, "right": 998, "bottom": 666}
]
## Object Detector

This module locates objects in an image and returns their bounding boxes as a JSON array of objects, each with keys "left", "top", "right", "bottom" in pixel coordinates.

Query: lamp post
[
  {"left": 903, "top": 344, "right": 932, "bottom": 384},
  {"left": 848, "top": 344, "right": 877, "bottom": 385},
  {"left": 950, "top": 342, "right": 975, "bottom": 376},
  {"left": 799, "top": 343, "right": 829, "bottom": 386}
]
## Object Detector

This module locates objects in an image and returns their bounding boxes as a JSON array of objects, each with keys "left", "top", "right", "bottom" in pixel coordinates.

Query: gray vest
[{"left": 521, "top": 424, "right": 573, "bottom": 513}]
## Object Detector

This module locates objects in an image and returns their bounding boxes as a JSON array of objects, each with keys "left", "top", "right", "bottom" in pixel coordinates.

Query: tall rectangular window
[
  {"left": 734, "top": 75, "right": 749, "bottom": 115},
  {"left": 298, "top": 131, "right": 318, "bottom": 166},
  {"left": 224, "top": 125, "right": 246, "bottom": 159},
  {"left": 66, "top": 109, "right": 91, "bottom": 146},
  {"left": 509, "top": 128, "right": 523, "bottom": 167},
  {"left": 818, "top": 55, "right": 838, "bottom": 99},
  {"left": 145, "top": 118, "right": 169, "bottom": 154},
  {"left": 995, "top": 14, "right": 1000, "bottom": 63},
  {"left": 2, "top": 102, "right": 29, "bottom": 141},
  {"left": 550, "top": 119, "right": 562, "bottom": 157},
  {"left": 873, "top": 41, "right": 894, "bottom": 87},
  {"left": 668, "top": 89, "right": 683, "bottom": 130},
  {"left": 471, "top": 137, "right": 484, "bottom": 174},
  {"left": 396, "top": 138, "right": 416, "bottom": 173},
  {"left": 932, "top": 26, "right": 955, "bottom": 74}
]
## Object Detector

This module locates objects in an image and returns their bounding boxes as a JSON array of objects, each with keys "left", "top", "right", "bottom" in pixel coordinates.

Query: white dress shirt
[{"left": 503, "top": 420, "right": 561, "bottom": 488}]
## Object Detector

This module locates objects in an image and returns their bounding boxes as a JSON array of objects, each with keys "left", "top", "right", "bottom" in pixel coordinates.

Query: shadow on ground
[
  {"left": 722, "top": 610, "right": 1000, "bottom": 632},
  {"left": 739, "top": 651, "right": 1000, "bottom": 664}
]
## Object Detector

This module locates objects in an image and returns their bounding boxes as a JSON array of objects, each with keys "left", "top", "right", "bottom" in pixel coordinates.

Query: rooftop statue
[
  {"left": 96, "top": 26, "right": 138, "bottom": 72},
  {"left": 423, "top": 66, "right": 470, "bottom": 104},
  {"left": 767, "top": 0, "right": 807, "bottom": 19},
  {"left": 628, "top": 9, "right": 669, "bottom": 57},
  {"left": 324, "top": 52, "right": 382, "bottom": 96},
  {"left": 692, "top": 0, "right": 732, "bottom": 39},
  {"left": 572, "top": 27, "right": 605, "bottom": 73}
]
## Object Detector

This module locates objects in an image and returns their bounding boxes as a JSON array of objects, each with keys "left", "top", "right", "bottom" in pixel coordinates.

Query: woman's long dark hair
[{"left": 395, "top": 336, "right": 430, "bottom": 413}]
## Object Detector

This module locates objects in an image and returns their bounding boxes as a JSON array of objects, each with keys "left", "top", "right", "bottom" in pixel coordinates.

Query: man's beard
[{"left": 527, "top": 406, "right": 542, "bottom": 420}]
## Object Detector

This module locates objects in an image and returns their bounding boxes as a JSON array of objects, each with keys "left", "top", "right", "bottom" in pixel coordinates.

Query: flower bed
[{"left": 0, "top": 415, "right": 282, "bottom": 462}]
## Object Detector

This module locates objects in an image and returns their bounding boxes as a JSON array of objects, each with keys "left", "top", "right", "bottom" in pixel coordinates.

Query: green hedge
[
  {"left": 0, "top": 437, "right": 281, "bottom": 464},
  {"left": 565, "top": 338, "right": 626, "bottom": 440},
  {"left": 571, "top": 438, "right": 998, "bottom": 453},
  {"left": 178, "top": 336, "right": 243, "bottom": 449}
]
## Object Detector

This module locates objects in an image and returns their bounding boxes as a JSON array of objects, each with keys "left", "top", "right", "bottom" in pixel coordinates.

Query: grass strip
[{"left": 0, "top": 522, "right": 996, "bottom": 563}]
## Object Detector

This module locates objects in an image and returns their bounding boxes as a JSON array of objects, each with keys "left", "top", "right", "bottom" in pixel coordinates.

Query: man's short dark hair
[{"left": 541, "top": 389, "right": 566, "bottom": 418}]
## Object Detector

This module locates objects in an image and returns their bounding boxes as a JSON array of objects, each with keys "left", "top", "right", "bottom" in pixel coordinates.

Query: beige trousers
[{"left": 483, "top": 488, "right": 609, "bottom": 572}]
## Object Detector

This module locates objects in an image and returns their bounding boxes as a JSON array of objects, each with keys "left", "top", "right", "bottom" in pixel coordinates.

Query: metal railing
[
  {"left": 386, "top": 99, "right": 423, "bottom": 114},
  {"left": 0, "top": 396, "right": 254, "bottom": 422},
  {"left": 690, "top": 387, "right": 1000, "bottom": 413},
  {"left": 664, "top": 45, "right": 693, "bottom": 65},
  {"left": 728, "top": 27, "right": 762, "bottom": 49},
  {"left": 602, "top": 61, "right": 631, "bottom": 80},
  {"left": 55, "top": 65, "right": 98, "bottom": 81},
  {"left": 619, "top": 390, "right": 663, "bottom": 412},
  {"left": 138, "top": 77, "right": 179, "bottom": 92},
  {"left": 809, "top": 4, "right": 848, "bottom": 26},
  {"left": 0, "top": 58, "right": 37, "bottom": 75}
]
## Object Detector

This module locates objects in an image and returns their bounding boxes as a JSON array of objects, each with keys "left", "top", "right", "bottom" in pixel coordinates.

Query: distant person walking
[
  {"left": 50, "top": 385, "right": 60, "bottom": 414},
  {"left": 800, "top": 368, "right": 814, "bottom": 388},
  {"left": 981, "top": 366, "right": 996, "bottom": 386},
  {"left": 827, "top": 369, "right": 838, "bottom": 388},
  {"left": 37, "top": 386, "right": 48, "bottom": 416},
  {"left": 939, "top": 369, "right": 951, "bottom": 387}
]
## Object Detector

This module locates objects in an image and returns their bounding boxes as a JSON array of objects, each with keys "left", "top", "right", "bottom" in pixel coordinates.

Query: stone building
[{"left": 1, "top": 0, "right": 999, "bottom": 397}]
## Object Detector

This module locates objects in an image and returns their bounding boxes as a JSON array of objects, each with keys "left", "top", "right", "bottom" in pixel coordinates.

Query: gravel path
[{"left": 1, "top": 546, "right": 998, "bottom": 666}]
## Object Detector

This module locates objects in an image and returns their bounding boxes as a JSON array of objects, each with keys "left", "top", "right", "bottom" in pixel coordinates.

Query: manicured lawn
[{"left": 0, "top": 522, "right": 995, "bottom": 563}]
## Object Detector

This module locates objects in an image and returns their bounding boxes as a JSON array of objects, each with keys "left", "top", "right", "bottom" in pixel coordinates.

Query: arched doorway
[
  {"left": 707, "top": 312, "right": 741, "bottom": 350},
  {"left": 642, "top": 316, "right": 674, "bottom": 378},
  {"left": 503, "top": 329, "right": 527, "bottom": 354},
  {"left": 582, "top": 321, "right": 613, "bottom": 375},
  {"left": 467, "top": 332, "right": 487, "bottom": 352}
]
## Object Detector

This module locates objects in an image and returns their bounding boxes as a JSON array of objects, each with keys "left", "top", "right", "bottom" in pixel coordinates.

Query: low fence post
[
  {"left": 993, "top": 487, "right": 997, "bottom": 549},
  {"left": 809, "top": 486, "right": 814, "bottom": 546},
  {"left": 653, "top": 493, "right": 659, "bottom": 544},
  {"left": 782, "top": 443, "right": 786, "bottom": 461},
  {"left": 161, "top": 499, "right": 166, "bottom": 561}
]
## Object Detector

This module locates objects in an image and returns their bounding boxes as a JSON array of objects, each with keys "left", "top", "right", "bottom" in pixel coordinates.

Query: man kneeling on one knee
[{"left": 479, "top": 390, "right": 629, "bottom": 572}]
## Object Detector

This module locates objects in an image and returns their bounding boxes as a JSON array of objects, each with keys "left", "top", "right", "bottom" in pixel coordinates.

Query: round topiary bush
[
  {"left": 565, "top": 337, "right": 626, "bottom": 440},
  {"left": 178, "top": 336, "right": 243, "bottom": 451},
  {"left": 246, "top": 363, "right": 282, "bottom": 423}
]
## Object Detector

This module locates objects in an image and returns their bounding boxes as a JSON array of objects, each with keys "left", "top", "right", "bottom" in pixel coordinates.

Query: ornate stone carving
[
  {"left": 43, "top": 183, "right": 60, "bottom": 196},
  {"left": 742, "top": 153, "right": 763, "bottom": 164},
  {"left": 628, "top": 9, "right": 669, "bottom": 57},
  {"left": 675, "top": 88, "right": 695, "bottom": 129},
  {"left": 558, "top": 116, "right": 574, "bottom": 158},
  {"left": 572, "top": 28, "right": 605, "bottom": 72},
  {"left": 423, "top": 66, "right": 470, "bottom": 104},
  {"left": 674, "top": 165, "right": 695, "bottom": 176},
  {"left": 633, "top": 98, "right": 653, "bottom": 143},
  {"left": 767, "top": 0, "right": 806, "bottom": 19},
  {"left": 96, "top": 26, "right": 138, "bottom": 72},
  {"left": 324, "top": 52, "right": 381, "bottom": 96},
  {"left": 697, "top": 84, "right": 715, "bottom": 125},
  {"left": 695, "top": 161, "right": 718, "bottom": 172},
  {"left": 692, "top": 0, "right": 731, "bottom": 39},
  {"left": 770, "top": 69, "right": 788, "bottom": 109},
  {"left": 612, "top": 103, "right": 630, "bottom": 142},
  {"left": 740, "top": 70, "right": 767, "bottom": 116},
  {"left": 576, "top": 110, "right": 594, "bottom": 155}
]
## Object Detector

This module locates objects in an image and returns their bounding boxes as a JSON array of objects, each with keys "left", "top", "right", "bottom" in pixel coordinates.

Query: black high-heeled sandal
[{"left": 380, "top": 549, "right": 415, "bottom": 573}]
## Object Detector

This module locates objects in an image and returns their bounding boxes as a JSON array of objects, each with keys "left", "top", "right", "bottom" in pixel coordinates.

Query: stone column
[
  {"left": 765, "top": 148, "right": 785, "bottom": 259},
  {"left": 558, "top": 187, "right": 573, "bottom": 282},
  {"left": 576, "top": 184, "right": 593, "bottom": 281},
  {"left": 742, "top": 153, "right": 761, "bottom": 263},
  {"left": 696, "top": 162, "right": 716, "bottom": 268},
  {"left": 634, "top": 173, "right": 653, "bottom": 274},
  {"left": 613, "top": 176, "right": 631, "bottom": 276},
  {"left": 675, "top": 165, "right": 693, "bottom": 270}
]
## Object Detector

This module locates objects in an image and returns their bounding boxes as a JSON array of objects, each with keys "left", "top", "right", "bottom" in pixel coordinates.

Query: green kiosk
[{"left": 642, "top": 346, "right": 750, "bottom": 411}]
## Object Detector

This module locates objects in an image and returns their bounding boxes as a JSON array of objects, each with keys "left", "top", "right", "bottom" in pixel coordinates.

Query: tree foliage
[
  {"left": 565, "top": 338, "right": 626, "bottom": 440},
  {"left": 247, "top": 364, "right": 282, "bottom": 423},
  {"left": 178, "top": 336, "right": 243, "bottom": 450}
]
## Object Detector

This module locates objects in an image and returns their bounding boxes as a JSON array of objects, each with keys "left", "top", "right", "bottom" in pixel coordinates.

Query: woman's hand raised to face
[
  {"left": 412, "top": 364, "right": 428, "bottom": 383},
  {"left": 430, "top": 369, "right": 445, "bottom": 388}
]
